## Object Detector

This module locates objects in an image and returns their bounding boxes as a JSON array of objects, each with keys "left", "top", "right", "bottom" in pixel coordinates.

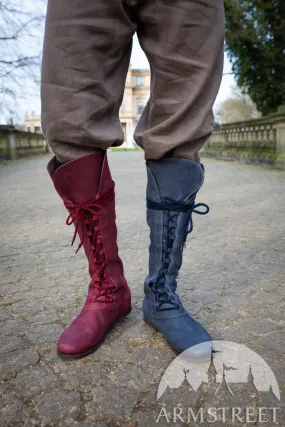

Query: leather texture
[
  {"left": 143, "top": 158, "right": 211, "bottom": 355},
  {"left": 48, "top": 152, "right": 131, "bottom": 358}
]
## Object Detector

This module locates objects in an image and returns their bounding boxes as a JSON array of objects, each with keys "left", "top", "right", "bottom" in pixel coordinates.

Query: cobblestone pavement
[{"left": 0, "top": 152, "right": 285, "bottom": 426}]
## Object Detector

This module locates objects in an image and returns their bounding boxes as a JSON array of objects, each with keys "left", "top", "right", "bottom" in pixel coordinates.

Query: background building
[
  {"left": 120, "top": 68, "right": 150, "bottom": 148},
  {"left": 24, "top": 67, "right": 150, "bottom": 149},
  {"left": 24, "top": 113, "right": 42, "bottom": 134}
]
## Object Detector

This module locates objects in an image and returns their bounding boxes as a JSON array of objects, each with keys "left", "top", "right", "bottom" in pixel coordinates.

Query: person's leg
[
  {"left": 136, "top": 0, "right": 224, "bottom": 354},
  {"left": 135, "top": 0, "right": 224, "bottom": 161},
  {"left": 41, "top": 0, "right": 137, "bottom": 163},
  {"left": 42, "top": 0, "right": 137, "bottom": 358}
]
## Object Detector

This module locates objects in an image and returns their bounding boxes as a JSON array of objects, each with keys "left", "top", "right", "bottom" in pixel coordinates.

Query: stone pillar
[
  {"left": 126, "top": 120, "right": 134, "bottom": 148},
  {"left": 275, "top": 105, "right": 285, "bottom": 169},
  {"left": 276, "top": 121, "right": 285, "bottom": 169},
  {"left": 6, "top": 132, "right": 16, "bottom": 160},
  {"left": 44, "top": 139, "right": 51, "bottom": 153}
]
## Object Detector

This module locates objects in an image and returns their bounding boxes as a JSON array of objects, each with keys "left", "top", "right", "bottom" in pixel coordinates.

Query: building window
[
  {"left": 27, "top": 127, "right": 31, "bottom": 132},
  {"left": 120, "top": 103, "right": 125, "bottom": 113},
  {"left": 34, "top": 126, "right": 41, "bottom": 132},
  {"left": 137, "top": 76, "right": 144, "bottom": 86},
  {"left": 137, "top": 102, "right": 145, "bottom": 115}
]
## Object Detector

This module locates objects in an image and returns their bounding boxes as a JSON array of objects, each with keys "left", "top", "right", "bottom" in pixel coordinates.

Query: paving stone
[
  {"left": 108, "top": 362, "right": 156, "bottom": 391},
  {"left": 0, "top": 275, "right": 20, "bottom": 285},
  {"left": 181, "top": 300, "right": 203, "bottom": 315},
  {"left": 0, "top": 283, "right": 30, "bottom": 295},
  {"left": 25, "top": 323, "right": 64, "bottom": 344},
  {"left": 254, "top": 291, "right": 283, "bottom": 305},
  {"left": 57, "top": 362, "right": 110, "bottom": 389},
  {"left": 0, "top": 249, "right": 20, "bottom": 258},
  {"left": 0, "top": 319, "right": 28, "bottom": 335},
  {"left": 119, "top": 320, "right": 155, "bottom": 344},
  {"left": 215, "top": 295, "right": 251, "bottom": 311},
  {"left": 0, "top": 311, "right": 10, "bottom": 321},
  {"left": 270, "top": 360, "right": 285, "bottom": 387},
  {"left": 1, "top": 348, "right": 39, "bottom": 372},
  {"left": 36, "top": 390, "right": 81, "bottom": 420},
  {"left": 258, "top": 331, "right": 285, "bottom": 353},
  {"left": 230, "top": 317, "right": 280, "bottom": 336},
  {"left": 247, "top": 301, "right": 285, "bottom": 320},
  {"left": 0, "top": 394, "right": 24, "bottom": 424},
  {"left": 0, "top": 335, "right": 27, "bottom": 354},
  {"left": 134, "top": 410, "right": 184, "bottom": 427},
  {"left": 28, "top": 311, "right": 59, "bottom": 325},
  {"left": 199, "top": 306, "right": 240, "bottom": 328},
  {"left": 60, "top": 423, "right": 107, "bottom": 427},
  {"left": 247, "top": 343, "right": 285, "bottom": 365},
  {"left": 45, "top": 294, "right": 79, "bottom": 310},
  {"left": 185, "top": 290, "right": 222, "bottom": 305},
  {"left": 85, "top": 385, "right": 140, "bottom": 420},
  {"left": 17, "top": 288, "right": 53, "bottom": 300},
  {"left": 13, "top": 366, "right": 60, "bottom": 396},
  {"left": 128, "top": 348, "right": 175, "bottom": 372},
  {"left": 0, "top": 294, "right": 25, "bottom": 306},
  {"left": 32, "top": 278, "right": 58, "bottom": 289},
  {"left": 90, "top": 341, "right": 130, "bottom": 362},
  {"left": 11, "top": 299, "right": 45, "bottom": 315}
]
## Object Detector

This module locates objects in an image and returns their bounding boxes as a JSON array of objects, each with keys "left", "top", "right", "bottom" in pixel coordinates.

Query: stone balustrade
[
  {"left": 2, "top": 106, "right": 285, "bottom": 169},
  {"left": 202, "top": 105, "right": 285, "bottom": 169},
  {"left": 0, "top": 126, "right": 49, "bottom": 160}
]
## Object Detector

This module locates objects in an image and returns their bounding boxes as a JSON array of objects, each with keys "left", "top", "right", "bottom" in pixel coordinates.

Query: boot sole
[{"left": 57, "top": 308, "right": 132, "bottom": 360}]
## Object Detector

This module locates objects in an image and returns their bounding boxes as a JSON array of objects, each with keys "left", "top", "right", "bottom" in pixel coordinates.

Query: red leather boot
[{"left": 47, "top": 152, "right": 131, "bottom": 359}]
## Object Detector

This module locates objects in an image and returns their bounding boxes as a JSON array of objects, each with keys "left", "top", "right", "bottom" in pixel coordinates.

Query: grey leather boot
[{"left": 143, "top": 158, "right": 211, "bottom": 356}]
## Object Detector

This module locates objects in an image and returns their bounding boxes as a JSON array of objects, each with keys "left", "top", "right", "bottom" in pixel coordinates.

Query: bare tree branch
[
  {"left": 0, "top": 15, "right": 43, "bottom": 40},
  {"left": 0, "top": 55, "right": 39, "bottom": 66},
  {"left": 0, "top": 0, "right": 45, "bottom": 119}
]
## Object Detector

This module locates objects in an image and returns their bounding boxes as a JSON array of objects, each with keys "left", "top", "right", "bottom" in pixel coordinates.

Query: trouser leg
[
  {"left": 135, "top": 0, "right": 225, "bottom": 161},
  {"left": 41, "top": 0, "right": 137, "bottom": 162}
]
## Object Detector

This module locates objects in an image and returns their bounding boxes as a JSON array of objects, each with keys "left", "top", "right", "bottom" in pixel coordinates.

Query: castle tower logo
[{"left": 156, "top": 341, "right": 281, "bottom": 424}]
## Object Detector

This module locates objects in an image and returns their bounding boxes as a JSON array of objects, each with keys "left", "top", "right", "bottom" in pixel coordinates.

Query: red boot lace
[{"left": 64, "top": 186, "right": 116, "bottom": 303}]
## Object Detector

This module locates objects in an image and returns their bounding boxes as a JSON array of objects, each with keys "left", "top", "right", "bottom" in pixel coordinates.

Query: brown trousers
[{"left": 41, "top": 0, "right": 224, "bottom": 163}]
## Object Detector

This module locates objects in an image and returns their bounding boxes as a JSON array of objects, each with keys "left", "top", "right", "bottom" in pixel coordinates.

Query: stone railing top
[
  {"left": 214, "top": 105, "right": 285, "bottom": 130},
  {"left": 0, "top": 125, "right": 15, "bottom": 133},
  {"left": 0, "top": 125, "right": 43, "bottom": 138}
]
